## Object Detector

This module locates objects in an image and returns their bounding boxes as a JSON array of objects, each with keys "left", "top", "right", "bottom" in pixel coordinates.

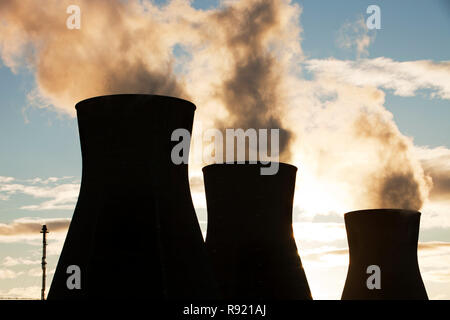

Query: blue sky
[{"left": 0, "top": 0, "right": 449, "bottom": 299}]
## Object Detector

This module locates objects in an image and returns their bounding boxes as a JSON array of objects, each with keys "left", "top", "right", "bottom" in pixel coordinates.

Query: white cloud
[
  {"left": 306, "top": 58, "right": 450, "bottom": 100},
  {"left": 0, "top": 286, "right": 40, "bottom": 300},
  {"left": 418, "top": 241, "right": 450, "bottom": 285},
  {"left": 2, "top": 256, "right": 40, "bottom": 267},
  {"left": 0, "top": 176, "right": 79, "bottom": 210},
  {"left": 27, "top": 267, "right": 54, "bottom": 277},
  {"left": 0, "top": 268, "right": 23, "bottom": 279},
  {"left": 25, "top": 176, "right": 74, "bottom": 185},
  {"left": 302, "top": 246, "right": 348, "bottom": 268},
  {"left": 0, "top": 176, "right": 14, "bottom": 183}
]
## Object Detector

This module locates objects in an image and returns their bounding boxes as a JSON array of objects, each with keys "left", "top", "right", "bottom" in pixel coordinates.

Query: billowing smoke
[
  {"left": 416, "top": 146, "right": 450, "bottom": 202},
  {"left": 0, "top": 0, "right": 439, "bottom": 211},
  {"left": 0, "top": 0, "right": 187, "bottom": 115},
  {"left": 204, "top": 0, "right": 300, "bottom": 161},
  {"left": 284, "top": 76, "right": 432, "bottom": 212},
  {"left": 353, "top": 112, "right": 430, "bottom": 210}
]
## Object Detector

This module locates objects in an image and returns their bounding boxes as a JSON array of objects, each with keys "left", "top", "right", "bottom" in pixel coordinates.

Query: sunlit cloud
[
  {"left": 0, "top": 286, "right": 40, "bottom": 300},
  {"left": 415, "top": 146, "right": 450, "bottom": 202},
  {"left": 0, "top": 176, "right": 14, "bottom": 183},
  {"left": 2, "top": 256, "right": 40, "bottom": 267},
  {"left": 0, "top": 217, "right": 70, "bottom": 245},
  {"left": 305, "top": 58, "right": 450, "bottom": 99},
  {"left": 293, "top": 222, "right": 346, "bottom": 243},
  {"left": 0, "top": 268, "right": 23, "bottom": 280}
]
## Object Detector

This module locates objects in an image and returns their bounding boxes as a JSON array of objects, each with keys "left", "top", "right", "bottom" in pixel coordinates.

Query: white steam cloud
[{"left": 1, "top": 0, "right": 448, "bottom": 212}]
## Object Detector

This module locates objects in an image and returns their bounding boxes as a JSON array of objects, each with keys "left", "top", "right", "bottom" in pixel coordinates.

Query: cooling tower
[
  {"left": 48, "top": 94, "right": 218, "bottom": 299},
  {"left": 341, "top": 209, "right": 428, "bottom": 300},
  {"left": 203, "top": 163, "right": 312, "bottom": 300}
]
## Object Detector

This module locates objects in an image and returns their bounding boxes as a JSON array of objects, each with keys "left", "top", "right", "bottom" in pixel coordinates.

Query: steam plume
[
  {"left": 0, "top": 0, "right": 441, "bottom": 212},
  {"left": 354, "top": 112, "right": 430, "bottom": 210},
  {"left": 206, "top": 0, "right": 300, "bottom": 161},
  {"left": 0, "top": 0, "right": 186, "bottom": 115}
]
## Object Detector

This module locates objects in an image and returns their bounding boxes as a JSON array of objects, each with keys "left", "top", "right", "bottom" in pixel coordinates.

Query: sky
[{"left": 0, "top": 0, "right": 449, "bottom": 299}]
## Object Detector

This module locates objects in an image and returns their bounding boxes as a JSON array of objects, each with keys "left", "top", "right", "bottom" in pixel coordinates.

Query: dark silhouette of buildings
[
  {"left": 203, "top": 163, "right": 312, "bottom": 299},
  {"left": 45, "top": 94, "right": 430, "bottom": 301},
  {"left": 48, "top": 94, "right": 217, "bottom": 299},
  {"left": 341, "top": 209, "right": 428, "bottom": 300}
]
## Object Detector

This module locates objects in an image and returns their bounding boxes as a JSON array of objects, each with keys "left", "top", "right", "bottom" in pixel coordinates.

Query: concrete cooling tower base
[
  {"left": 341, "top": 209, "right": 428, "bottom": 300},
  {"left": 203, "top": 163, "right": 312, "bottom": 300},
  {"left": 48, "top": 94, "right": 218, "bottom": 300}
]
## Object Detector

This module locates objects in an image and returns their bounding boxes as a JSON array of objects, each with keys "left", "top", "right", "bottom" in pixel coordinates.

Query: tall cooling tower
[
  {"left": 341, "top": 209, "right": 428, "bottom": 300},
  {"left": 203, "top": 163, "right": 312, "bottom": 300},
  {"left": 48, "top": 94, "right": 217, "bottom": 299}
]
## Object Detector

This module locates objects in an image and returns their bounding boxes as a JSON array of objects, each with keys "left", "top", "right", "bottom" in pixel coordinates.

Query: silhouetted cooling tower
[
  {"left": 203, "top": 163, "right": 312, "bottom": 300},
  {"left": 341, "top": 209, "right": 428, "bottom": 300},
  {"left": 48, "top": 94, "right": 217, "bottom": 299}
]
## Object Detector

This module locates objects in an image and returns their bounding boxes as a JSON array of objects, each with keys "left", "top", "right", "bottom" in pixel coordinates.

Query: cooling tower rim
[
  {"left": 75, "top": 94, "right": 196, "bottom": 111},
  {"left": 345, "top": 208, "right": 421, "bottom": 219},
  {"left": 202, "top": 162, "right": 297, "bottom": 172}
]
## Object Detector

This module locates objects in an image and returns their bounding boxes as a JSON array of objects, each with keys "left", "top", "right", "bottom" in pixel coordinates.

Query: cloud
[
  {"left": 419, "top": 241, "right": 450, "bottom": 251},
  {"left": 0, "top": 0, "right": 188, "bottom": 115},
  {"left": 27, "top": 267, "right": 54, "bottom": 278},
  {"left": 0, "top": 269, "right": 23, "bottom": 280},
  {"left": 0, "top": 217, "right": 70, "bottom": 236},
  {"left": 0, "top": 0, "right": 304, "bottom": 161},
  {"left": 336, "top": 15, "right": 375, "bottom": 58},
  {"left": 352, "top": 112, "right": 431, "bottom": 210},
  {"left": 305, "top": 58, "right": 450, "bottom": 99},
  {"left": 418, "top": 241, "right": 450, "bottom": 285},
  {"left": 0, "top": 0, "right": 446, "bottom": 216},
  {"left": 0, "top": 286, "right": 40, "bottom": 299},
  {"left": 415, "top": 146, "right": 450, "bottom": 202},
  {"left": 423, "top": 270, "right": 450, "bottom": 283},
  {"left": 0, "top": 176, "right": 14, "bottom": 183},
  {"left": 2, "top": 256, "right": 40, "bottom": 267},
  {"left": 192, "top": 0, "right": 303, "bottom": 161},
  {"left": 303, "top": 246, "right": 348, "bottom": 258},
  {"left": 189, "top": 176, "right": 205, "bottom": 193},
  {"left": 0, "top": 176, "right": 79, "bottom": 210},
  {"left": 285, "top": 76, "right": 431, "bottom": 212},
  {"left": 25, "top": 176, "right": 75, "bottom": 185}
]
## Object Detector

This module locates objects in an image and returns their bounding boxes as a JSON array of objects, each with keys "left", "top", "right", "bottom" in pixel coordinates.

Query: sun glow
[{"left": 294, "top": 169, "right": 351, "bottom": 217}]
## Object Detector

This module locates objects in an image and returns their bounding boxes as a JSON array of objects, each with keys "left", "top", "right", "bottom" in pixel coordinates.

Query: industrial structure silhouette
[
  {"left": 342, "top": 209, "right": 428, "bottom": 300},
  {"left": 203, "top": 163, "right": 312, "bottom": 299},
  {"left": 48, "top": 94, "right": 427, "bottom": 300},
  {"left": 48, "top": 95, "right": 218, "bottom": 299}
]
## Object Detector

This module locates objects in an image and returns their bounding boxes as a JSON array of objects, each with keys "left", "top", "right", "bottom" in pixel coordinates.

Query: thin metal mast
[{"left": 40, "top": 225, "right": 48, "bottom": 300}]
